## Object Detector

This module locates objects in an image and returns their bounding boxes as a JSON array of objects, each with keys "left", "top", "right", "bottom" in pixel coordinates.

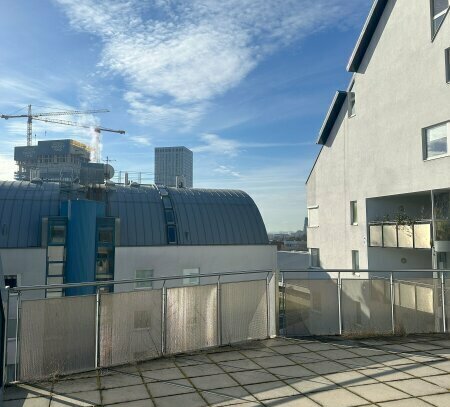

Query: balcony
[{"left": 369, "top": 221, "right": 432, "bottom": 249}]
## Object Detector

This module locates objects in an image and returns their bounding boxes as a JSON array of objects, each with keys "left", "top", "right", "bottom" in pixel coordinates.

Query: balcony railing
[{"left": 369, "top": 221, "right": 432, "bottom": 249}]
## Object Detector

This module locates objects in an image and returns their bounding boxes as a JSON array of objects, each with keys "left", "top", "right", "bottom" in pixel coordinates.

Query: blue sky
[{"left": 0, "top": 0, "right": 371, "bottom": 232}]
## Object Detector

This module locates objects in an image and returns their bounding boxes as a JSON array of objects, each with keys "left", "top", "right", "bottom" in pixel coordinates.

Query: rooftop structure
[{"left": 154, "top": 146, "right": 193, "bottom": 188}]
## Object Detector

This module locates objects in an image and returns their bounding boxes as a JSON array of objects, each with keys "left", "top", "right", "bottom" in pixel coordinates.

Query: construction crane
[
  {"left": 32, "top": 116, "right": 125, "bottom": 163},
  {"left": 0, "top": 104, "right": 109, "bottom": 146}
]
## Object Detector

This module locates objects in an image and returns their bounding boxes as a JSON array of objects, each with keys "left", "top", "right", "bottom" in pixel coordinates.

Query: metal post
[
  {"left": 281, "top": 272, "right": 286, "bottom": 336},
  {"left": 94, "top": 288, "right": 100, "bottom": 369},
  {"left": 441, "top": 272, "right": 447, "bottom": 333},
  {"left": 217, "top": 276, "right": 222, "bottom": 347},
  {"left": 161, "top": 282, "right": 167, "bottom": 355},
  {"left": 337, "top": 272, "right": 342, "bottom": 335},
  {"left": 2, "top": 287, "right": 10, "bottom": 385},
  {"left": 266, "top": 272, "right": 271, "bottom": 338},
  {"left": 14, "top": 291, "right": 21, "bottom": 382},
  {"left": 390, "top": 272, "right": 395, "bottom": 334}
]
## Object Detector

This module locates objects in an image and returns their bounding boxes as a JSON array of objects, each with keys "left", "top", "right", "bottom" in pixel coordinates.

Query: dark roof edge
[
  {"left": 347, "top": 0, "right": 389, "bottom": 73},
  {"left": 316, "top": 91, "right": 347, "bottom": 145},
  {"left": 305, "top": 145, "right": 324, "bottom": 185}
]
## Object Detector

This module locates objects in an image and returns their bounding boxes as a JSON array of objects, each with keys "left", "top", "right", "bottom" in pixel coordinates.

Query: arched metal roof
[
  {"left": 0, "top": 181, "right": 60, "bottom": 248},
  {"left": 0, "top": 181, "right": 268, "bottom": 248}
]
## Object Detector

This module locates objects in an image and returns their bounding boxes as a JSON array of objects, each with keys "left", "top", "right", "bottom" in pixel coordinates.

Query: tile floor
[{"left": 3, "top": 334, "right": 450, "bottom": 406}]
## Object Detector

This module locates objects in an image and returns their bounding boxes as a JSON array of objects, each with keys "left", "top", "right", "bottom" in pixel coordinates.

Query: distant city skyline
[{"left": 0, "top": 0, "right": 373, "bottom": 231}]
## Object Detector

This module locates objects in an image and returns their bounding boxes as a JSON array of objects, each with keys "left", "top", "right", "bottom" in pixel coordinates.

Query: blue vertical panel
[{"left": 65, "top": 200, "right": 105, "bottom": 296}]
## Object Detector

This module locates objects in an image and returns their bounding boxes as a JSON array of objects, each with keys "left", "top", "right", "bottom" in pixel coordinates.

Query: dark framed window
[
  {"left": 352, "top": 250, "right": 360, "bottom": 271},
  {"left": 348, "top": 92, "right": 356, "bottom": 117},
  {"left": 423, "top": 122, "right": 448, "bottom": 159},
  {"left": 311, "top": 248, "right": 320, "bottom": 268},
  {"left": 431, "top": 0, "right": 449, "bottom": 37},
  {"left": 167, "top": 225, "right": 177, "bottom": 244},
  {"left": 350, "top": 201, "right": 358, "bottom": 225},
  {"left": 446, "top": 47, "right": 450, "bottom": 83},
  {"left": 4, "top": 275, "right": 17, "bottom": 288},
  {"left": 165, "top": 209, "right": 175, "bottom": 225}
]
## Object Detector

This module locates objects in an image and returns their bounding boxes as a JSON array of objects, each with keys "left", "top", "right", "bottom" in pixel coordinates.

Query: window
[
  {"left": 135, "top": 269, "right": 153, "bottom": 289},
  {"left": 49, "top": 224, "right": 66, "bottom": 244},
  {"left": 423, "top": 122, "right": 449, "bottom": 159},
  {"left": 167, "top": 225, "right": 177, "bottom": 244},
  {"left": 350, "top": 201, "right": 358, "bottom": 225},
  {"left": 446, "top": 48, "right": 450, "bottom": 83},
  {"left": 165, "top": 209, "right": 175, "bottom": 224},
  {"left": 310, "top": 249, "right": 320, "bottom": 268},
  {"left": 4, "top": 275, "right": 17, "bottom": 288},
  {"left": 98, "top": 227, "right": 114, "bottom": 244},
  {"left": 352, "top": 250, "right": 360, "bottom": 271},
  {"left": 431, "top": 0, "right": 449, "bottom": 36},
  {"left": 348, "top": 88, "right": 356, "bottom": 117},
  {"left": 308, "top": 206, "right": 319, "bottom": 227},
  {"left": 183, "top": 268, "right": 200, "bottom": 286}
]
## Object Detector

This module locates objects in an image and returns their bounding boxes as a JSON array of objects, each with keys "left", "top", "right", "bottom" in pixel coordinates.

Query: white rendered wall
[{"left": 307, "top": 1, "right": 450, "bottom": 270}]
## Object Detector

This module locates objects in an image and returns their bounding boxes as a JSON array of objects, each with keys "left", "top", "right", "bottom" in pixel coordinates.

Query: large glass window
[
  {"left": 424, "top": 122, "right": 448, "bottom": 159},
  {"left": 432, "top": 0, "right": 449, "bottom": 36},
  {"left": 310, "top": 248, "right": 320, "bottom": 268}
]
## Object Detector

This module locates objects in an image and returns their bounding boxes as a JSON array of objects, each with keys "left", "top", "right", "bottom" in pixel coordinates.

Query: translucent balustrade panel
[
  {"left": 342, "top": 279, "right": 392, "bottom": 335},
  {"left": 284, "top": 279, "right": 339, "bottom": 336},
  {"left": 414, "top": 224, "right": 431, "bottom": 249},
  {"left": 398, "top": 225, "right": 413, "bottom": 248},
  {"left": 369, "top": 225, "right": 382, "bottom": 247},
  {"left": 166, "top": 285, "right": 217, "bottom": 354},
  {"left": 221, "top": 280, "right": 267, "bottom": 344},
  {"left": 383, "top": 225, "right": 397, "bottom": 248},
  {"left": 99, "top": 290, "right": 162, "bottom": 367},
  {"left": 394, "top": 278, "right": 440, "bottom": 334},
  {"left": 20, "top": 296, "right": 96, "bottom": 381}
]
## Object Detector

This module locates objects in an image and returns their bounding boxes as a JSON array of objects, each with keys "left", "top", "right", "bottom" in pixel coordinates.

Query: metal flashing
[{"left": 317, "top": 91, "right": 348, "bottom": 145}]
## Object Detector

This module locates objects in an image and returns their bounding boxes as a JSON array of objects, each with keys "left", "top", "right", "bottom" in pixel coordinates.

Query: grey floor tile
[
  {"left": 3, "top": 385, "right": 44, "bottom": 401},
  {"left": 244, "top": 381, "right": 299, "bottom": 400},
  {"left": 420, "top": 393, "right": 450, "bottom": 407},
  {"left": 175, "top": 355, "right": 214, "bottom": 367},
  {"left": 324, "top": 371, "right": 376, "bottom": 387},
  {"left": 104, "top": 400, "right": 155, "bottom": 407},
  {"left": 386, "top": 378, "right": 448, "bottom": 397},
  {"left": 267, "top": 365, "right": 315, "bottom": 379},
  {"left": 361, "top": 366, "right": 413, "bottom": 382},
  {"left": 349, "top": 382, "right": 410, "bottom": 403},
  {"left": 339, "top": 357, "right": 380, "bottom": 369},
  {"left": 139, "top": 359, "right": 177, "bottom": 371},
  {"left": 230, "top": 370, "right": 278, "bottom": 385},
  {"left": 396, "top": 364, "right": 445, "bottom": 377},
  {"left": 347, "top": 347, "right": 386, "bottom": 357},
  {"left": 208, "top": 351, "right": 247, "bottom": 362},
  {"left": 141, "top": 367, "right": 185, "bottom": 382},
  {"left": 251, "top": 355, "right": 295, "bottom": 368},
  {"left": 309, "top": 387, "right": 368, "bottom": 407},
  {"left": 422, "top": 373, "right": 450, "bottom": 389},
  {"left": 190, "top": 373, "right": 239, "bottom": 390},
  {"left": 55, "top": 390, "right": 101, "bottom": 405},
  {"left": 266, "top": 395, "right": 320, "bottom": 406},
  {"left": 218, "top": 359, "right": 261, "bottom": 373},
  {"left": 302, "top": 360, "right": 347, "bottom": 375},
  {"left": 402, "top": 342, "right": 443, "bottom": 351},
  {"left": 286, "top": 376, "right": 337, "bottom": 394},
  {"left": 428, "top": 360, "right": 450, "bottom": 373},
  {"left": 53, "top": 377, "right": 99, "bottom": 393},
  {"left": 301, "top": 342, "right": 339, "bottom": 352},
  {"left": 288, "top": 352, "right": 328, "bottom": 363},
  {"left": 269, "top": 345, "right": 310, "bottom": 355},
  {"left": 100, "top": 372, "right": 143, "bottom": 389},
  {"left": 154, "top": 392, "right": 207, "bottom": 407},
  {"left": 180, "top": 363, "right": 224, "bottom": 377},
  {"left": 146, "top": 378, "right": 195, "bottom": 397},
  {"left": 200, "top": 385, "right": 256, "bottom": 406},
  {"left": 101, "top": 384, "right": 150, "bottom": 405},
  {"left": 378, "top": 398, "right": 434, "bottom": 407},
  {"left": 318, "top": 349, "right": 359, "bottom": 360},
  {"left": 240, "top": 349, "right": 276, "bottom": 359},
  {"left": 369, "top": 354, "right": 415, "bottom": 366},
  {"left": 3, "top": 397, "right": 51, "bottom": 407}
]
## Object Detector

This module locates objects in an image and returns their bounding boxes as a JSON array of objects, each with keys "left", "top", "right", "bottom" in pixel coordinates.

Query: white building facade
[
  {"left": 154, "top": 146, "right": 193, "bottom": 188},
  {"left": 307, "top": 0, "right": 450, "bottom": 271}
]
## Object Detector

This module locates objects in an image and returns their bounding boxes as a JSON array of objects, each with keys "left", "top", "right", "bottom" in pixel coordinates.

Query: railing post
[
  {"left": 266, "top": 272, "right": 271, "bottom": 338},
  {"left": 390, "top": 272, "right": 395, "bottom": 334},
  {"left": 281, "top": 272, "right": 286, "bottom": 336},
  {"left": 94, "top": 287, "right": 101, "bottom": 369},
  {"left": 14, "top": 291, "right": 21, "bottom": 382},
  {"left": 217, "top": 276, "right": 222, "bottom": 347},
  {"left": 161, "top": 281, "right": 167, "bottom": 355},
  {"left": 337, "top": 272, "right": 342, "bottom": 335},
  {"left": 2, "top": 287, "right": 10, "bottom": 385},
  {"left": 441, "top": 272, "right": 447, "bottom": 333}
]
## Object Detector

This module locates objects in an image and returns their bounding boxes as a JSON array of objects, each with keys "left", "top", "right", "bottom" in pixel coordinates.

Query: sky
[{"left": 0, "top": 0, "right": 372, "bottom": 232}]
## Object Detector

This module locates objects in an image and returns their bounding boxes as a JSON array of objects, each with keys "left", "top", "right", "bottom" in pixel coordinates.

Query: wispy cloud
[
  {"left": 214, "top": 165, "right": 241, "bottom": 178},
  {"left": 129, "top": 135, "right": 152, "bottom": 146},
  {"left": 192, "top": 133, "right": 312, "bottom": 157},
  {"left": 55, "top": 0, "right": 366, "bottom": 128}
]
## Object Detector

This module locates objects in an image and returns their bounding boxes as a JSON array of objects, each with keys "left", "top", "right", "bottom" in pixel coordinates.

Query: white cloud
[
  {"left": 213, "top": 165, "right": 241, "bottom": 178},
  {"left": 55, "top": 0, "right": 366, "bottom": 127},
  {"left": 0, "top": 154, "right": 15, "bottom": 180},
  {"left": 192, "top": 133, "right": 313, "bottom": 157},
  {"left": 129, "top": 135, "right": 152, "bottom": 146}
]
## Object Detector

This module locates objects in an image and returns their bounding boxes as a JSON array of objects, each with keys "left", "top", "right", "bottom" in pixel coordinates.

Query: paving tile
[
  {"left": 309, "top": 387, "right": 367, "bottom": 407},
  {"left": 101, "top": 383, "right": 150, "bottom": 405},
  {"left": 263, "top": 395, "right": 320, "bottom": 406},
  {"left": 301, "top": 342, "right": 339, "bottom": 352},
  {"left": 382, "top": 344, "right": 417, "bottom": 352},
  {"left": 396, "top": 364, "right": 445, "bottom": 377},
  {"left": 288, "top": 352, "right": 328, "bottom": 363},
  {"left": 104, "top": 400, "right": 155, "bottom": 407},
  {"left": 180, "top": 363, "right": 224, "bottom": 377},
  {"left": 154, "top": 392, "right": 207, "bottom": 407},
  {"left": 208, "top": 351, "right": 246, "bottom": 362},
  {"left": 146, "top": 378, "right": 195, "bottom": 397},
  {"left": 190, "top": 373, "right": 239, "bottom": 390},
  {"left": 141, "top": 367, "right": 185, "bottom": 382},
  {"left": 49, "top": 393, "right": 93, "bottom": 406},
  {"left": 431, "top": 340, "right": 450, "bottom": 348},
  {"left": 378, "top": 398, "right": 434, "bottom": 407},
  {"left": 251, "top": 355, "right": 295, "bottom": 368},
  {"left": 270, "top": 344, "right": 310, "bottom": 354},
  {"left": 218, "top": 359, "right": 261, "bottom": 373},
  {"left": 55, "top": 390, "right": 101, "bottom": 405},
  {"left": 369, "top": 354, "right": 415, "bottom": 366},
  {"left": 100, "top": 372, "right": 143, "bottom": 389},
  {"left": 175, "top": 355, "right": 214, "bottom": 367},
  {"left": 230, "top": 370, "right": 278, "bottom": 385},
  {"left": 3, "top": 385, "right": 44, "bottom": 401},
  {"left": 286, "top": 377, "right": 337, "bottom": 394},
  {"left": 52, "top": 377, "right": 99, "bottom": 394},
  {"left": 421, "top": 393, "right": 450, "bottom": 407},
  {"left": 347, "top": 347, "right": 386, "bottom": 357},
  {"left": 3, "top": 396, "right": 51, "bottom": 407},
  {"left": 428, "top": 360, "right": 450, "bottom": 373},
  {"left": 138, "top": 358, "right": 176, "bottom": 371},
  {"left": 302, "top": 360, "right": 348, "bottom": 375},
  {"left": 324, "top": 371, "right": 376, "bottom": 387},
  {"left": 239, "top": 349, "right": 276, "bottom": 359},
  {"left": 318, "top": 349, "right": 359, "bottom": 360},
  {"left": 267, "top": 365, "right": 315, "bottom": 379},
  {"left": 406, "top": 353, "right": 443, "bottom": 363},
  {"left": 339, "top": 357, "right": 380, "bottom": 369},
  {"left": 428, "top": 348, "right": 450, "bottom": 358},
  {"left": 387, "top": 378, "right": 447, "bottom": 397},
  {"left": 244, "top": 381, "right": 299, "bottom": 400},
  {"left": 422, "top": 373, "right": 450, "bottom": 389},
  {"left": 403, "top": 342, "right": 443, "bottom": 351},
  {"left": 200, "top": 385, "right": 257, "bottom": 406},
  {"left": 359, "top": 366, "right": 413, "bottom": 382},
  {"left": 349, "top": 383, "right": 409, "bottom": 403},
  {"left": 263, "top": 338, "right": 297, "bottom": 347}
]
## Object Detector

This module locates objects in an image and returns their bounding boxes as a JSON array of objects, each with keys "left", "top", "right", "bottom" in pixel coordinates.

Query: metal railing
[
  {"left": 3, "top": 270, "right": 276, "bottom": 384},
  {"left": 279, "top": 269, "right": 449, "bottom": 338}
]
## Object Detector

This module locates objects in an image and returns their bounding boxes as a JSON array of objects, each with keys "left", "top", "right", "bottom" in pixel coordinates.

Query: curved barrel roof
[{"left": 0, "top": 181, "right": 268, "bottom": 248}]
